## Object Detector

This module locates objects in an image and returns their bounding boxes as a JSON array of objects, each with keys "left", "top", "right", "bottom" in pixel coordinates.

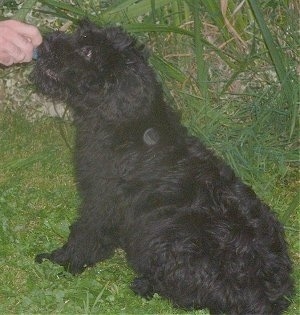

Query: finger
[
  {"left": 26, "top": 28, "right": 43, "bottom": 47},
  {"left": 12, "top": 35, "right": 38, "bottom": 62},
  {"left": 1, "top": 38, "right": 28, "bottom": 63},
  {"left": 0, "top": 26, "right": 34, "bottom": 61},
  {"left": 0, "top": 52, "right": 14, "bottom": 66},
  {"left": 9, "top": 20, "right": 43, "bottom": 47}
]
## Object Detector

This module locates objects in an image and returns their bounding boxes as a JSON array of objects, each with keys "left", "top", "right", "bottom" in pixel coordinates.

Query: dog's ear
[
  {"left": 104, "top": 27, "right": 135, "bottom": 51},
  {"left": 104, "top": 27, "right": 150, "bottom": 61}
]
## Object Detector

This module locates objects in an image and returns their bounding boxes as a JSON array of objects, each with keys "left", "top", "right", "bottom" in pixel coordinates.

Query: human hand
[{"left": 0, "top": 20, "right": 42, "bottom": 66}]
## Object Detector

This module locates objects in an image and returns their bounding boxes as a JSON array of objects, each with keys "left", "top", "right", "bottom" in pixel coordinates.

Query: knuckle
[{"left": 0, "top": 56, "right": 13, "bottom": 66}]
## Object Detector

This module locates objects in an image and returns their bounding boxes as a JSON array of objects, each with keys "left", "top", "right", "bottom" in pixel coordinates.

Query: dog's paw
[
  {"left": 131, "top": 277, "right": 154, "bottom": 299},
  {"left": 35, "top": 247, "right": 86, "bottom": 275}
]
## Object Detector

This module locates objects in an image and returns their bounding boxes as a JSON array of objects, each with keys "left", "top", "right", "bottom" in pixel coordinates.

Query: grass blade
[
  {"left": 124, "top": 23, "right": 193, "bottom": 36},
  {"left": 39, "top": 0, "right": 89, "bottom": 17},
  {"left": 192, "top": 0, "right": 208, "bottom": 99},
  {"left": 13, "top": 0, "right": 37, "bottom": 20},
  {"left": 247, "top": 0, "right": 294, "bottom": 108},
  {"left": 150, "top": 54, "right": 186, "bottom": 83},
  {"left": 102, "top": 0, "right": 171, "bottom": 20}
]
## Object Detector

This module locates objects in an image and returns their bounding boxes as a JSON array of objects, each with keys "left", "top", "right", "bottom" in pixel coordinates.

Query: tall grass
[
  {"left": 192, "top": 0, "right": 209, "bottom": 100},
  {"left": 1, "top": 0, "right": 298, "bottom": 200},
  {"left": 9, "top": 0, "right": 298, "bottom": 137},
  {"left": 2, "top": 0, "right": 298, "bottom": 214},
  {"left": 248, "top": 0, "right": 298, "bottom": 137}
]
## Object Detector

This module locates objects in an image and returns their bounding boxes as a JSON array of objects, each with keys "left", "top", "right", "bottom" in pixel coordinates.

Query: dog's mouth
[{"left": 34, "top": 41, "right": 61, "bottom": 82}]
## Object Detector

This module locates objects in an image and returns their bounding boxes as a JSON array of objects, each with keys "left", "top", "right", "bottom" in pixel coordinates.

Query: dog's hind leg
[
  {"left": 35, "top": 217, "right": 118, "bottom": 274},
  {"left": 130, "top": 276, "right": 154, "bottom": 299}
]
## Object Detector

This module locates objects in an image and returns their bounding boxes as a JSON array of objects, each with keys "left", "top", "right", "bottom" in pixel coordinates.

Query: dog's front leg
[{"left": 35, "top": 218, "right": 117, "bottom": 274}]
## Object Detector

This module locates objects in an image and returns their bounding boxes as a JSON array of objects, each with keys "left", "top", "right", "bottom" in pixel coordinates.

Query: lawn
[
  {"left": 0, "top": 112, "right": 209, "bottom": 314},
  {"left": 0, "top": 103, "right": 298, "bottom": 313}
]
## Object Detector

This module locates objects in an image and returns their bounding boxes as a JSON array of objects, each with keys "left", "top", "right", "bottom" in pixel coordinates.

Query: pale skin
[{"left": 0, "top": 20, "right": 42, "bottom": 66}]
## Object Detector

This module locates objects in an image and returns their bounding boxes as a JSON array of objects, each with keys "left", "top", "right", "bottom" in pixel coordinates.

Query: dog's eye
[{"left": 78, "top": 46, "right": 93, "bottom": 61}]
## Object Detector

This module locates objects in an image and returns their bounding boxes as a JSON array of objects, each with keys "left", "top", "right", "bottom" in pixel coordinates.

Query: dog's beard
[{"left": 44, "top": 68, "right": 59, "bottom": 81}]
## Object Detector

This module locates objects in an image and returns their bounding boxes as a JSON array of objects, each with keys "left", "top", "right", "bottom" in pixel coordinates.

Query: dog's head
[{"left": 32, "top": 21, "right": 159, "bottom": 122}]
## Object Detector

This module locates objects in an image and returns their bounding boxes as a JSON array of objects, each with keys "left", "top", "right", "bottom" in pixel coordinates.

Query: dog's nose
[
  {"left": 32, "top": 48, "right": 38, "bottom": 60},
  {"left": 34, "top": 39, "right": 50, "bottom": 59}
]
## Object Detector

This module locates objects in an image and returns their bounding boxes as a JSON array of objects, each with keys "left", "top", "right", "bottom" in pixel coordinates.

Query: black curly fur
[{"left": 32, "top": 21, "right": 294, "bottom": 314}]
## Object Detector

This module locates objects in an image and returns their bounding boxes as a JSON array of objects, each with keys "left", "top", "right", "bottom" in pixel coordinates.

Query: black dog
[{"left": 32, "top": 21, "right": 293, "bottom": 314}]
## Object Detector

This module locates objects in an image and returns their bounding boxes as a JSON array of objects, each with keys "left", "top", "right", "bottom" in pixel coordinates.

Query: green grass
[
  {"left": 0, "top": 112, "right": 208, "bottom": 314},
  {"left": 0, "top": 100, "right": 299, "bottom": 314}
]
